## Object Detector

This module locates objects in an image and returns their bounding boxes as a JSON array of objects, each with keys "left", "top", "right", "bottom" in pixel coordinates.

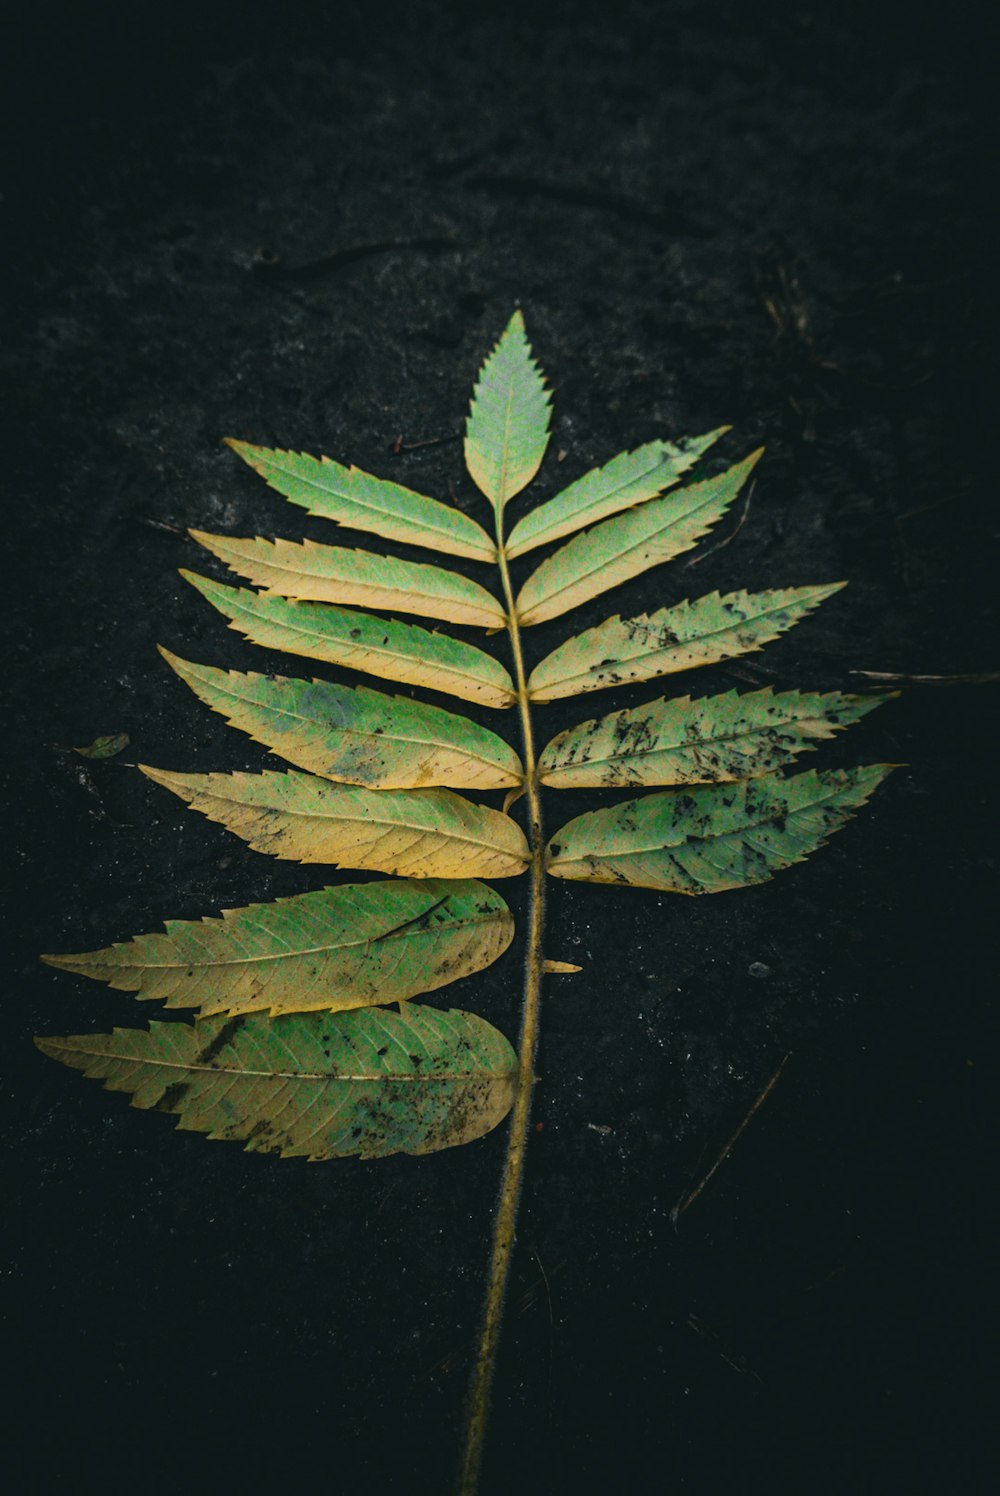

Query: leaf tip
[
  {"left": 851, "top": 687, "right": 900, "bottom": 711},
  {"left": 177, "top": 568, "right": 223, "bottom": 602},
  {"left": 138, "top": 763, "right": 191, "bottom": 796},
  {"left": 156, "top": 643, "right": 185, "bottom": 671},
  {"left": 852, "top": 760, "right": 903, "bottom": 803},
  {"left": 225, "top": 437, "right": 272, "bottom": 476}
]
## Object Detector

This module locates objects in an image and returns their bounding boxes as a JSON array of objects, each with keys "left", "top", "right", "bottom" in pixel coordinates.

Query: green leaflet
[
  {"left": 35, "top": 1005, "right": 517, "bottom": 1160},
  {"left": 225, "top": 440, "right": 496, "bottom": 562},
  {"left": 141, "top": 767, "right": 532, "bottom": 880},
  {"left": 538, "top": 687, "right": 891, "bottom": 789},
  {"left": 505, "top": 428, "right": 729, "bottom": 558},
  {"left": 464, "top": 310, "right": 551, "bottom": 513},
  {"left": 42, "top": 879, "right": 513, "bottom": 1016},
  {"left": 190, "top": 530, "right": 506, "bottom": 629},
  {"left": 546, "top": 765, "right": 895, "bottom": 893},
  {"left": 528, "top": 583, "right": 845, "bottom": 701},
  {"left": 160, "top": 649, "right": 523, "bottom": 791},
  {"left": 181, "top": 572, "right": 516, "bottom": 709},
  {"left": 70, "top": 732, "right": 130, "bottom": 759},
  {"left": 516, "top": 451, "right": 762, "bottom": 627}
]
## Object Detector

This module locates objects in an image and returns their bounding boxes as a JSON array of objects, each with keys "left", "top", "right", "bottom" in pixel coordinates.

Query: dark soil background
[{"left": 3, "top": 3, "right": 996, "bottom": 1492}]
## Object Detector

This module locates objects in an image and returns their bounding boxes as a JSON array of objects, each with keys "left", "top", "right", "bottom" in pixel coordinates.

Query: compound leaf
[
  {"left": 516, "top": 450, "right": 762, "bottom": 627},
  {"left": 160, "top": 649, "right": 523, "bottom": 791},
  {"left": 42, "top": 878, "right": 513, "bottom": 1016},
  {"left": 35, "top": 1004, "right": 517, "bottom": 1160},
  {"left": 182, "top": 572, "right": 515, "bottom": 709},
  {"left": 538, "top": 687, "right": 891, "bottom": 789},
  {"left": 464, "top": 310, "right": 551, "bottom": 513},
  {"left": 505, "top": 427, "right": 729, "bottom": 558},
  {"left": 141, "top": 767, "right": 532, "bottom": 880},
  {"left": 546, "top": 764, "right": 895, "bottom": 893},
  {"left": 528, "top": 582, "right": 844, "bottom": 701},
  {"left": 190, "top": 531, "right": 506, "bottom": 629},
  {"left": 225, "top": 439, "right": 496, "bottom": 562}
]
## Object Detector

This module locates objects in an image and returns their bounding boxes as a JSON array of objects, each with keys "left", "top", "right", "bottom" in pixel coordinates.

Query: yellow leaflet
[
  {"left": 516, "top": 451, "right": 762, "bottom": 627},
  {"left": 41, "top": 880, "right": 513, "bottom": 1017},
  {"left": 528, "top": 583, "right": 845, "bottom": 701},
  {"left": 141, "top": 766, "right": 531, "bottom": 880},
  {"left": 160, "top": 650, "right": 524, "bottom": 791},
  {"left": 225, "top": 439, "right": 497, "bottom": 562},
  {"left": 190, "top": 530, "right": 506, "bottom": 629},
  {"left": 181, "top": 572, "right": 516, "bottom": 709}
]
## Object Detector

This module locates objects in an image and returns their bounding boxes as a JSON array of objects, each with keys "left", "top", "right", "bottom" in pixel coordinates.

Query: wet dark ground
[{"left": 2, "top": 3, "right": 996, "bottom": 1491}]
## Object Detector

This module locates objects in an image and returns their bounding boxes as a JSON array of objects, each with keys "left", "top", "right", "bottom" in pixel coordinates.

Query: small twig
[
  {"left": 532, "top": 1249, "right": 555, "bottom": 1421},
  {"left": 251, "top": 236, "right": 457, "bottom": 281},
  {"left": 756, "top": 256, "right": 932, "bottom": 393},
  {"left": 849, "top": 670, "right": 1000, "bottom": 687},
  {"left": 895, "top": 495, "right": 955, "bottom": 524},
  {"left": 372, "top": 1179, "right": 401, "bottom": 1222},
  {"left": 671, "top": 1053, "right": 791, "bottom": 1222},
  {"left": 795, "top": 1263, "right": 848, "bottom": 1297},
  {"left": 466, "top": 172, "right": 705, "bottom": 236},
  {"left": 686, "top": 1314, "right": 761, "bottom": 1382},
  {"left": 823, "top": 363, "right": 934, "bottom": 394},
  {"left": 424, "top": 1262, "right": 564, "bottom": 1384},
  {"left": 723, "top": 661, "right": 776, "bottom": 684},
  {"left": 685, "top": 481, "right": 754, "bottom": 568},
  {"left": 532, "top": 1249, "right": 554, "bottom": 1335},
  {"left": 140, "top": 517, "right": 185, "bottom": 535},
  {"left": 389, "top": 432, "right": 461, "bottom": 455}
]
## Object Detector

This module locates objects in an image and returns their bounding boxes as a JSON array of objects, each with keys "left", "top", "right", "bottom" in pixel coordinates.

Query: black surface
[{"left": 3, "top": 3, "right": 995, "bottom": 1492}]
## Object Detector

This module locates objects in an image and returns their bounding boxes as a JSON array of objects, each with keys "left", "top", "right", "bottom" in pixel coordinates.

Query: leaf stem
[{"left": 458, "top": 514, "right": 546, "bottom": 1494}]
